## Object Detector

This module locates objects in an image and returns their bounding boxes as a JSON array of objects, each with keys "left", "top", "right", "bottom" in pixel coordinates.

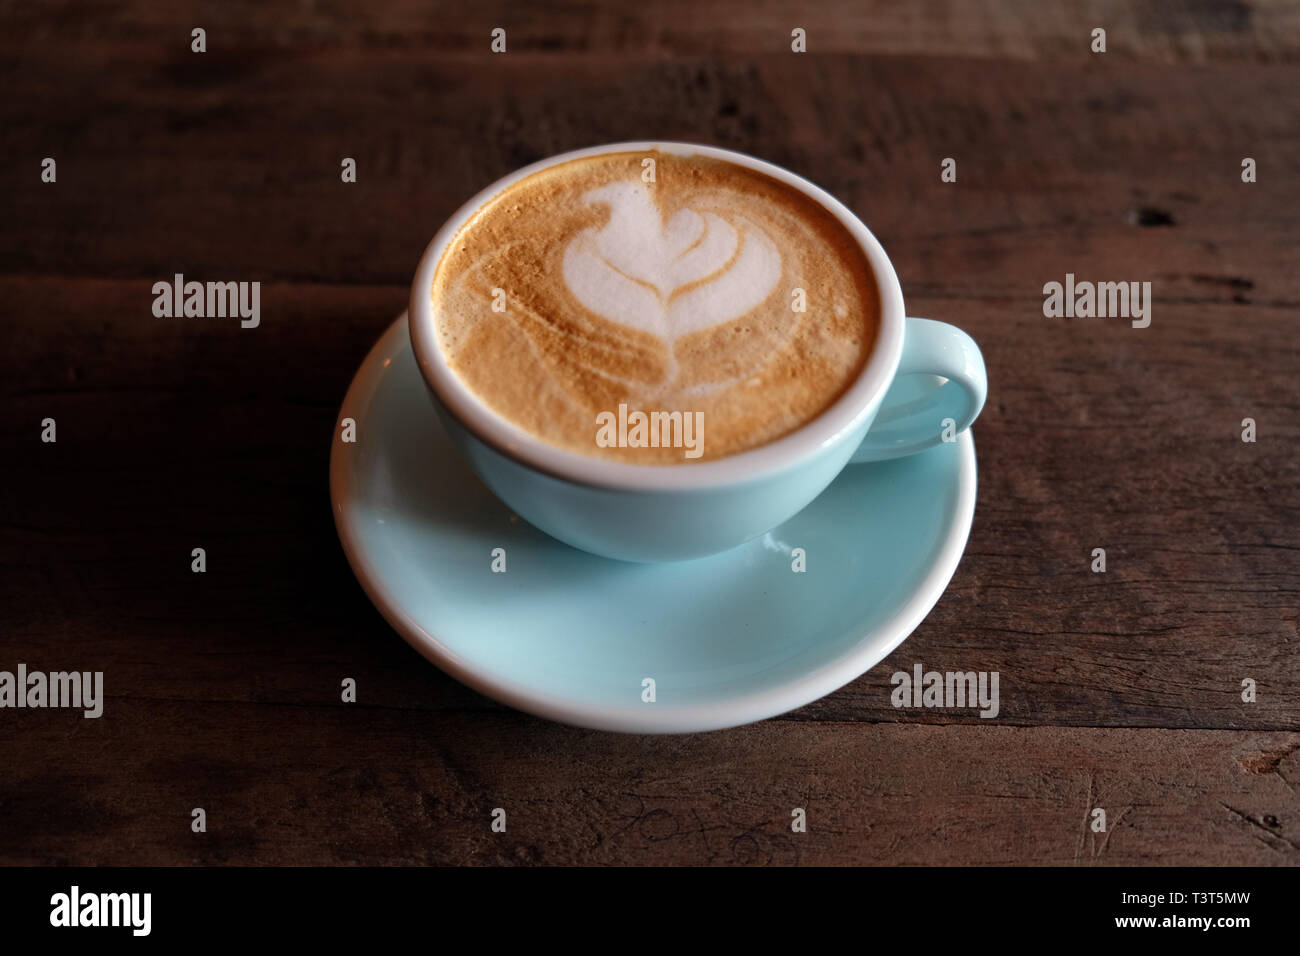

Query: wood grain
[
  {"left": 3, "top": 0, "right": 1298, "bottom": 62},
  {"left": 0, "top": 0, "right": 1297, "bottom": 865},
  {"left": 2, "top": 705, "right": 1297, "bottom": 865}
]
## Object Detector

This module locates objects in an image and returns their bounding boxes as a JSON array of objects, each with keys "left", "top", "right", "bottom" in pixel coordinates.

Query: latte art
[
  {"left": 562, "top": 183, "right": 782, "bottom": 370},
  {"left": 431, "top": 150, "right": 878, "bottom": 463}
]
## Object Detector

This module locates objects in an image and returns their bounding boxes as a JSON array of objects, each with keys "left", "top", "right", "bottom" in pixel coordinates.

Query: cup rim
[{"left": 408, "top": 140, "right": 905, "bottom": 492}]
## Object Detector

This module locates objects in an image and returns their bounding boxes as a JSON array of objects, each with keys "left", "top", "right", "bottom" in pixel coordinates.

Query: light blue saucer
[{"left": 330, "top": 315, "right": 978, "bottom": 733}]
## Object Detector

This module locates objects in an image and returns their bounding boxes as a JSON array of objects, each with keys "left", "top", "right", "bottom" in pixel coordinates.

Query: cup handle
[{"left": 850, "top": 317, "right": 987, "bottom": 463}]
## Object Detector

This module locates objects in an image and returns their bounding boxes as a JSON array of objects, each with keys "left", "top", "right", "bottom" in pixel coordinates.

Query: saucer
[{"left": 330, "top": 314, "right": 977, "bottom": 733}]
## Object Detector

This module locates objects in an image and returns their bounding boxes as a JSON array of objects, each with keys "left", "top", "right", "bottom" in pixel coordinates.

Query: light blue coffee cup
[{"left": 409, "top": 142, "right": 987, "bottom": 562}]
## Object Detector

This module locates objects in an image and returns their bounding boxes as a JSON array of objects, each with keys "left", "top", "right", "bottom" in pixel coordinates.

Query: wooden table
[{"left": 2, "top": 1, "right": 1297, "bottom": 866}]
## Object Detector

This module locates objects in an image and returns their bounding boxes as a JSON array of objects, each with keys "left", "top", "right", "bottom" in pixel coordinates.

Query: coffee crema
[{"left": 430, "top": 150, "right": 879, "bottom": 463}]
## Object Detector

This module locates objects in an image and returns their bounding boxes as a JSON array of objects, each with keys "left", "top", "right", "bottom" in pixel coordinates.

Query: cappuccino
[{"left": 430, "top": 150, "right": 878, "bottom": 463}]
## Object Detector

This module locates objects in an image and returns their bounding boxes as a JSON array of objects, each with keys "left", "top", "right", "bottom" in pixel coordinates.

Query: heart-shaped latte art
[{"left": 561, "top": 182, "right": 782, "bottom": 350}]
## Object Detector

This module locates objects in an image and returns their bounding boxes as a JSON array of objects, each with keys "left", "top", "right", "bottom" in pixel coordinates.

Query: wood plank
[
  {"left": 1, "top": 707, "right": 1296, "bottom": 865},
  {"left": 2, "top": 52, "right": 1297, "bottom": 298},
  {"left": 2, "top": 0, "right": 1297, "bottom": 62}
]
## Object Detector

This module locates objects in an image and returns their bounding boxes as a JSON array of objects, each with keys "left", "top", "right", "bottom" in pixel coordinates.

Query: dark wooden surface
[{"left": 1, "top": 1, "right": 1297, "bottom": 865}]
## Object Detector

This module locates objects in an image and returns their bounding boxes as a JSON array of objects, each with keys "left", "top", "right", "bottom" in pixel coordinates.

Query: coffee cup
[{"left": 409, "top": 141, "right": 986, "bottom": 562}]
